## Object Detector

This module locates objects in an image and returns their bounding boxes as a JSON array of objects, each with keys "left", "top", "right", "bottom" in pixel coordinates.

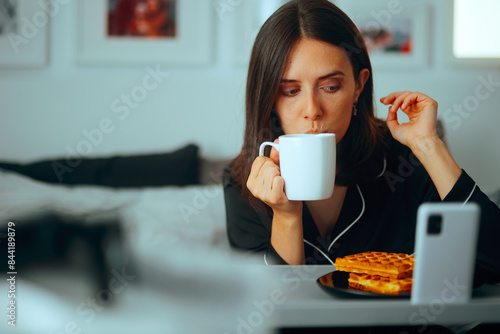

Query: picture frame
[
  {"left": 0, "top": 0, "right": 49, "bottom": 68},
  {"left": 77, "top": 0, "right": 212, "bottom": 66},
  {"left": 342, "top": 2, "right": 430, "bottom": 71}
]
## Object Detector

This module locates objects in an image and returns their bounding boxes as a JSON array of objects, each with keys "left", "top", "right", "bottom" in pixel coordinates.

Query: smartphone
[{"left": 411, "top": 203, "right": 480, "bottom": 305}]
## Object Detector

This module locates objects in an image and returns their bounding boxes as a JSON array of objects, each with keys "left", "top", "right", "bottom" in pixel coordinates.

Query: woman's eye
[
  {"left": 323, "top": 86, "right": 340, "bottom": 92},
  {"left": 283, "top": 89, "right": 300, "bottom": 96}
]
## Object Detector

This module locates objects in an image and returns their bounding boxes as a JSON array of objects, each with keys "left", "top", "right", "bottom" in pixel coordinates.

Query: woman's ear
[{"left": 354, "top": 68, "right": 370, "bottom": 102}]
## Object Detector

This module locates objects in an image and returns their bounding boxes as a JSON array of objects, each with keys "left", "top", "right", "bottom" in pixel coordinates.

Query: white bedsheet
[{"left": 0, "top": 168, "right": 229, "bottom": 254}]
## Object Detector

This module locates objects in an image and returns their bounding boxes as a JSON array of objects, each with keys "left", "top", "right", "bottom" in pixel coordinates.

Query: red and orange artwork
[{"left": 108, "top": 0, "right": 176, "bottom": 38}]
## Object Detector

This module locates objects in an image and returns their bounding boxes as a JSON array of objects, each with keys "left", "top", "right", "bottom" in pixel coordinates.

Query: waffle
[
  {"left": 348, "top": 272, "right": 412, "bottom": 295},
  {"left": 334, "top": 251, "right": 414, "bottom": 279}
]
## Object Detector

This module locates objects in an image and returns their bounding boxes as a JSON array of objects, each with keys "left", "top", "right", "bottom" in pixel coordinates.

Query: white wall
[{"left": 1, "top": 0, "right": 499, "bottom": 192}]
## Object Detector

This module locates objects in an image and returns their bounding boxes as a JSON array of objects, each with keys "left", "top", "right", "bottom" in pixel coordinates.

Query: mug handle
[{"left": 259, "top": 142, "right": 280, "bottom": 157}]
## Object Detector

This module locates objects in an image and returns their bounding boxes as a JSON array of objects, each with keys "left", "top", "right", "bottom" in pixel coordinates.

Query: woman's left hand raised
[{"left": 380, "top": 91, "right": 439, "bottom": 150}]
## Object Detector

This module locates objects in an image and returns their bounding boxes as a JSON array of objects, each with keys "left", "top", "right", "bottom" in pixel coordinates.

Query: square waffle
[
  {"left": 334, "top": 251, "right": 414, "bottom": 279},
  {"left": 348, "top": 273, "right": 412, "bottom": 295}
]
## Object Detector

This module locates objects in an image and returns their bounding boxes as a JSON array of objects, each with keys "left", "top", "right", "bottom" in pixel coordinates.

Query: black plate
[{"left": 316, "top": 271, "right": 411, "bottom": 298}]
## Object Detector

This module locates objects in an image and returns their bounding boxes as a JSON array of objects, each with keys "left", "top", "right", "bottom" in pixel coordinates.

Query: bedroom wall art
[
  {"left": 342, "top": 2, "right": 430, "bottom": 71},
  {"left": 77, "top": 0, "right": 212, "bottom": 66}
]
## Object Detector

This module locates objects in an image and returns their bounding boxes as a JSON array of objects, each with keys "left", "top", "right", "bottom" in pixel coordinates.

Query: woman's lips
[{"left": 305, "top": 130, "right": 326, "bottom": 134}]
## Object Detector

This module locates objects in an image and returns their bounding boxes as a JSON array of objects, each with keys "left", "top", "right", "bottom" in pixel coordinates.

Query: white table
[
  {"left": 265, "top": 265, "right": 500, "bottom": 329},
  {"left": 2, "top": 261, "right": 499, "bottom": 334}
]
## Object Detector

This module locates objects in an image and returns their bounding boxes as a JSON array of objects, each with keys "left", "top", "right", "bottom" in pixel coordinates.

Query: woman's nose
[{"left": 303, "top": 93, "right": 322, "bottom": 121}]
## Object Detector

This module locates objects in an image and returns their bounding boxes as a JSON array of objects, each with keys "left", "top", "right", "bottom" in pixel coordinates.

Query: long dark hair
[{"left": 230, "top": 0, "right": 387, "bottom": 208}]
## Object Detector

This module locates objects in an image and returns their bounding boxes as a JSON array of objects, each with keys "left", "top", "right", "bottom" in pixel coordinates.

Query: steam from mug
[{"left": 259, "top": 133, "right": 335, "bottom": 201}]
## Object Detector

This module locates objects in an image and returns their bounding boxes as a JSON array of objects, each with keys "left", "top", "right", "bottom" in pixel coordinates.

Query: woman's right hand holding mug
[
  {"left": 246, "top": 139, "right": 303, "bottom": 218},
  {"left": 249, "top": 137, "right": 319, "bottom": 265}
]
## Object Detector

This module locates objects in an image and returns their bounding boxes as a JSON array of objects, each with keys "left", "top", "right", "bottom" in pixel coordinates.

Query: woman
[{"left": 223, "top": 0, "right": 500, "bottom": 284}]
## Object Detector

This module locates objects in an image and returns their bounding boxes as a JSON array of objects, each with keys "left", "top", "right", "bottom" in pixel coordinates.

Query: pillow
[{"left": 0, "top": 144, "right": 200, "bottom": 188}]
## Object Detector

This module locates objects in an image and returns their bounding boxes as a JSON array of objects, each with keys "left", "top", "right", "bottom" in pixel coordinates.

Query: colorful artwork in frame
[
  {"left": 107, "top": 0, "right": 177, "bottom": 38},
  {"left": 77, "top": 0, "right": 211, "bottom": 66},
  {"left": 344, "top": 3, "right": 430, "bottom": 71}
]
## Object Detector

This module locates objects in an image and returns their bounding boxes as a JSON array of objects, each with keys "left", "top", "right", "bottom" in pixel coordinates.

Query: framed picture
[
  {"left": 343, "top": 3, "right": 430, "bottom": 71},
  {"left": 77, "top": 0, "right": 212, "bottom": 66},
  {"left": 0, "top": 0, "right": 49, "bottom": 68}
]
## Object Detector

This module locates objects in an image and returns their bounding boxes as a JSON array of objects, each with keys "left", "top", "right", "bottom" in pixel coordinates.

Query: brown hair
[{"left": 230, "top": 0, "right": 387, "bottom": 208}]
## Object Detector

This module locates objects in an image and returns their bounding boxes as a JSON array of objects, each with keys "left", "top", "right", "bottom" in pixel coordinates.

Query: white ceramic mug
[{"left": 259, "top": 133, "right": 336, "bottom": 201}]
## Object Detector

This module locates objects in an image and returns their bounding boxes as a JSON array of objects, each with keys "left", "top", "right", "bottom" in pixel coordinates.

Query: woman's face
[{"left": 274, "top": 38, "right": 369, "bottom": 143}]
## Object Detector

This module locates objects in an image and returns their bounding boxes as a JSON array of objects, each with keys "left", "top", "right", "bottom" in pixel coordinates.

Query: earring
[{"left": 352, "top": 103, "right": 358, "bottom": 116}]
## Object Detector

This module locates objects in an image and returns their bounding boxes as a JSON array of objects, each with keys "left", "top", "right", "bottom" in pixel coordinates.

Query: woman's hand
[
  {"left": 381, "top": 91, "right": 462, "bottom": 199},
  {"left": 380, "top": 91, "right": 439, "bottom": 151},
  {"left": 246, "top": 140, "right": 302, "bottom": 218},
  {"left": 247, "top": 140, "right": 305, "bottom": 265}
]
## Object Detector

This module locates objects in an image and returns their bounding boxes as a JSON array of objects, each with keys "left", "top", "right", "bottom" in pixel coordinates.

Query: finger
[
  {"left": 386, "top": 105, "right": 399, "bottom": 132},
  {"left": 270, "top": 147, "right": 280, "bottom": 166},
  {"left": 249, "top": 156, "right": 267, "bottom": 178},
  {"left": 389, "top": 91, "right": 412, "bottom": 113},
  {"left": 402, "top": 91, "right": 437, "bottom": 113},
  {"left": 260, "top": 164, "right": 282, "bottom": 201},
  {"left": 379, "top": 91, "right": 408, "bottom": 105},
  {"left": 260, "top": 177, "right": 286, "bottom": 207},
  {"left": 247, "top": 156, "right": 270, "bottom": 186},
  {"left": 260, "top": 175, "right": 286, "bottom": 206},
  {"left": 400, "top": 92, "right": 424, "bottom": 111},
  {"left": 269, "top": 175, "right": 286, "bottom": 202},
  {"left": 257, "top": 160, "right": 280, "bottom": 193}
]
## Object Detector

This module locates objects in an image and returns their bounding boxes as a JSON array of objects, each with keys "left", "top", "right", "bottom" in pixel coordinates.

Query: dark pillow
[{"left": 0, "top": 144, "right": 200, "bottom": 188}]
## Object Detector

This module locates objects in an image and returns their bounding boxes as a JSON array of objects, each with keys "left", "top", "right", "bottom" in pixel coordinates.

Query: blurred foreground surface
[{"left": 0, "top": 213, "right": 280, "bottom": 334}]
